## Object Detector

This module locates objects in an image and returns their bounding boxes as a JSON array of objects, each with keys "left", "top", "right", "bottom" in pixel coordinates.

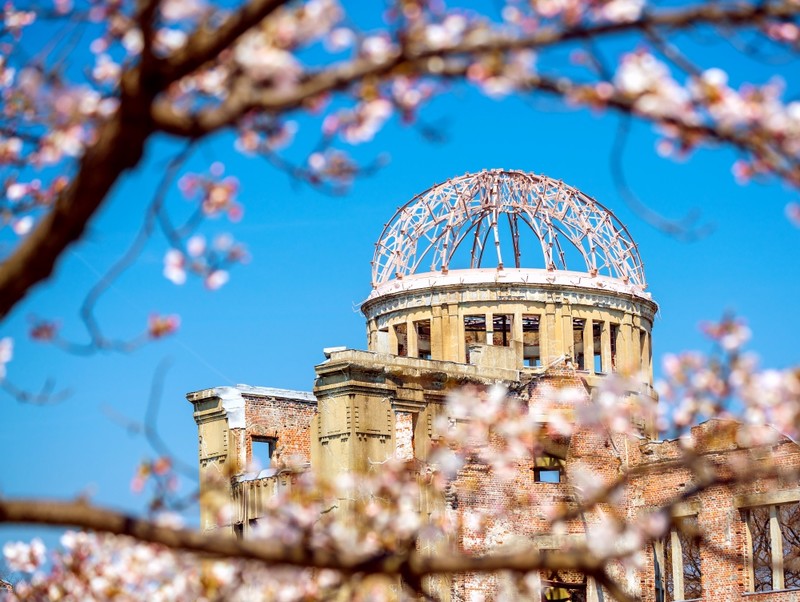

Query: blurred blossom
[
  {"left": 3, "top": 538, "right": 45, "bottom": 573},
  {"left": 163, "top": 249, "right": 186, "bottom": 285},
  {"left": 187, "top": 235, "right": 206, "bottom": 257},
  {"left": 11, "top": 215, "right": 32, "bottom": 234},
  {"left": 0, "top": 336, "right": 12, "bottom": 378},
  {"left": 29, "top": 318, "right": 58, "bottom": 341},
  {"left": 147, "top": 313, "right": 180, "bottom": 338},
  {"left": 700, "top": 316, "right": 751, "bottom": 352},
  {"left": 205, "top": 269, "right": 229, "bottom": 290}
]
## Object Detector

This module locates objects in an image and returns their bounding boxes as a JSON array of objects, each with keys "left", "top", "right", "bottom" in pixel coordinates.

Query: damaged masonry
[{"left": 187, "top": 169, "right": 800, "bottom": 601}]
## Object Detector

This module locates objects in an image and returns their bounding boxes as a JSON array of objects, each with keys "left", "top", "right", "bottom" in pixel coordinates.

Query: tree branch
[
  {"left": 160, "top": 0, "right": 292, "bottom": 83},
  {"left": 0, "top": 496, "right": 630, "bottom": 587},
  {"left": 0, "top": 112, "right": 151, "bottom": 320}
]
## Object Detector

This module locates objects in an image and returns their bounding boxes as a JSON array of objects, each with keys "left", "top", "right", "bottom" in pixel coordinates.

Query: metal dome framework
[{"left": 372, "top": 170, "right": 646, "bottom": 289}]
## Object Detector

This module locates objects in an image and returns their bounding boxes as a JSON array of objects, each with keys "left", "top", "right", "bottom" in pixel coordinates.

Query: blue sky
[{"left": 1, "top": 4, "right": 799, "bottom": 553}]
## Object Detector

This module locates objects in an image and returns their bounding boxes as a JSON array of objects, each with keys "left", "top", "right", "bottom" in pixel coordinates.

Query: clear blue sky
[{"left": 1, "top": 4, "right": 799, "bottom": 552}]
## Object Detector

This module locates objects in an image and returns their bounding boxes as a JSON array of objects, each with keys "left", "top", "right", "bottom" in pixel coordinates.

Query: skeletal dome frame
[{"left": 371, "top": 169, "right": 646, "bottom": 290}]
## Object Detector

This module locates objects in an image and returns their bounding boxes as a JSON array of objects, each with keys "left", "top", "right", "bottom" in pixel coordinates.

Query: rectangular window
[
  {"left": 592, "top": 321, "right": 603, "bottom": 374},
  {"left": 610, "top": 323, "right": 620, "bottom": 372},
  {"left": 251, "top": 436, "right": 277, "bottom": 470},
  {"left": 744, "top": 502, "right": 800, "bottom": 592},
  {"left": 414, "top": 319, "right": 432, "bottom": 359},
  {"left": 492, "top": 314, "right": 512, "bottom": 347},
  {"left": 464, "top": 315, "right": 486, "bottom": 363},
  {"left": 747, "top": 506, "right": 773, "bottom": 591},
  {"left": 523, "top": 314, "right": 541, "bottom": 367},
  {"left": 541, "top": 569, "right": 587, "bottom": 601},
  {"left": 534, "top": 453, "right": 565, "bottom": 484},
  {"left": 395, "top": 323, "right": 408, "bottom": 357},
  {"left": 572, "top": 318, "right": 585, "bottom": 370},
  {"left": 654, "top": 516, "right": 702, "bottom": 601},
  {"left": 780, "top": 504, "right": 800, "bottom": 588}
]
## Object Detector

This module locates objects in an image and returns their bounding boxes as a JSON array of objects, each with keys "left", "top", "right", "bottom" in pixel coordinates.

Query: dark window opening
[
  {"left": 572, "top": 318, "right": 585, "bottom": 370},
  {"left": 395, "top": 323, "right": 408, "bottom": 357},
  {"left": 414, "top": 320, "right": 432, "bottom": 359},
  {"left": 492, "top": 314, "right": 512, "bottom": 347},
  {"left": 780, "top": 503, "right": 800, "bottom": 588},
  {"left": 745, "top": 502, "right": 800, "bottom": 592},
  {"left": 592, "top": 321, "right": 603, "bottom": 374},
  {"left": 681, "top": 517, "right": 703, "bottom": 599},
  {"left": 233, "top": 523, "right": 244, "bottom": 540},
  {"left": 464, "top": 315, "right": 486, "bottom": 363},
  {"left": 523, "top": 314, "right": 541, "bottom": 367},
  {"left": 747, "top": 506, "right": 773, "bottom": 592},
  {"left": 655, "top": 516, "right": 702, "bottom": 602},
  {"left": 252, "top": 436, "right": 277, "bottom": 470}
]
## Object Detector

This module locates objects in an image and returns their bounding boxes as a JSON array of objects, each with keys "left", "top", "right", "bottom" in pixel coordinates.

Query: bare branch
[{"left": 610, "top": 116, "right": 714, "bottom": 242}]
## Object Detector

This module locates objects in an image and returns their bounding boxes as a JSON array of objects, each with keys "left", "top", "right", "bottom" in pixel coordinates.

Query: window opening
[
  {"left": 640, "top": 328, "right": 649, "bottom": 373},
  {"left": 747, "top": 506, "right": 773, "bottom": 592},
  {"left": 541, "top": 569, "right": 587, "bottom": 601},
  {"left": 395, "top": 323, "right": 408, "bottom": 357},
  {"left": 654, "top": 516, "right": 702, "bottom": 602},
  {"left": 780, "top": 503, "right": 800, "bottom": 588},
  {"left": 523, "top": 314, "right": 541, "bottom": 367},
  {"left": 592, "top": 321, "right": 603, "bottom": 374},
  {"left": 534, "top": 453, "right": 565, "bottom": 484},
  {"left": 414, "top": 320, "right": 432, "bottom": 359},
  {"left": 744, "top": 502, "right": 800, "bottom": 592},
  {"left": 233, "top": 523, "right": 244, "bottom": 540},
  {"left": 572, "top": 318, "right": 585, "bottom": 370},
  {"left": 464, "top": 315, "right": 486, "bottom": 363},
  {"left": 251, "top": 436, "right": 277, "bottom": 470},
  {"left": 376, "top": 327, "right": 389, "bottom": 353},
  {"left": 610, "top": 323, "right": 620, "bottom": 372},
  {"left": 492, "top": 314, "right": 512, "bottom": 347}
]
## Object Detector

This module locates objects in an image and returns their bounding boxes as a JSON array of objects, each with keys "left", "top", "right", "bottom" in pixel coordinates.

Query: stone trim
[{"left": 734, "top": 489, "right": 800, "bottom": 509}]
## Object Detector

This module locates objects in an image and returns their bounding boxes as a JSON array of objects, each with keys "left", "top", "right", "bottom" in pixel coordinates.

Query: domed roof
[{"left": 371, "top": 169, "right": 646, "bottom": 291}]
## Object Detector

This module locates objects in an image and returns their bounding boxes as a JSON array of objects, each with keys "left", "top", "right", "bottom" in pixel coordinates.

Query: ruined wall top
[{"left": 370, "top": 169, "right": 648, "bottom": 300}]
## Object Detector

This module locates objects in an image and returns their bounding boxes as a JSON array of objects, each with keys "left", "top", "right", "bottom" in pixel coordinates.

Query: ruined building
[{"left": 187, "top": 170, "right": 800, "bottom": 601}]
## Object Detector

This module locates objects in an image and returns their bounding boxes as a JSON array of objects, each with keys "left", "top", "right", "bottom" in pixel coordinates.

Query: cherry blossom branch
[
  {"left": 160, "top": 0, "right": 292, "bottom": 83},
  {"left": 0, "top": 111, "right": 150, "bottom": 320},
  {"left": 0, "top": 496, "right": 634, "bottom": 600}
]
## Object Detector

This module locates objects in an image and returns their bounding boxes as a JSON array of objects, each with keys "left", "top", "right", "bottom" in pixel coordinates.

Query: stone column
[
  {"left": 601, "top": 320, "right": 612, "bottom": 374},
  {"left": 186, "top": 387, "right": 247, "bottom": 533}
]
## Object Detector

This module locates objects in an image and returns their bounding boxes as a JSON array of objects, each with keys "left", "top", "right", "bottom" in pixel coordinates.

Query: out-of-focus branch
[
  {"left": 0, "top": 496, "right": 630, "bottom": 591},
  {"left": 66, "top": 146, "right": 193, "bottom": 353},
  {"left": 1, "top": 378, "right": 70, "bottom": 405},
  {"left": 161, "top": 0, "right": 291, "bottom": 83},
  {"left": 0, "top": 112, "right": 150, "bottom": 320},
  {"left": 610, "top": 116, "right": 714, "bottom": 241}
]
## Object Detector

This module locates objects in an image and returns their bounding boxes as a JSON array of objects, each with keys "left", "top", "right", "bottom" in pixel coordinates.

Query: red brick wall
[{"left": 243, "top": 394, "right": 316, "bottom": 469}]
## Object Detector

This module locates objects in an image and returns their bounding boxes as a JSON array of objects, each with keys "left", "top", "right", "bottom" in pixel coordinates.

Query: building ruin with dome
[{"left": 187, "top": 169, "right": 800, "bottom": 602}]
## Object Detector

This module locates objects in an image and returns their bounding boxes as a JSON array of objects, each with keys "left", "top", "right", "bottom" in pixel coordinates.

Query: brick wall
[{"left": 243, "top": 394, "right": 317, "bottom": 469}]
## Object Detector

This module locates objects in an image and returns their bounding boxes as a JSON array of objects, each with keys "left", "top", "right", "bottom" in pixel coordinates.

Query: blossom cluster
[
  {"left": 657, "top": 317, "right": 800, "bottom": 446},
  {"left": 2, "top": 530, "right": 341, "bottom": 602}
]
